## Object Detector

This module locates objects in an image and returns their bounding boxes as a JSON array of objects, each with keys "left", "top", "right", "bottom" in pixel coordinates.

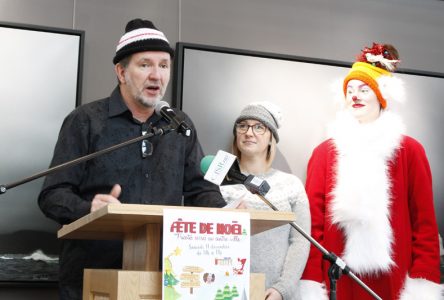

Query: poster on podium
[{"left": 163, "top": 208, "right": 250, "bottom": 300}]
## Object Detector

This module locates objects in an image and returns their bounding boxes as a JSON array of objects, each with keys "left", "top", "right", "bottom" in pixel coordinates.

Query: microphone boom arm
[
  {"left": 255, "top": 193, "right": 382, "bottom": 300},
  {"left": 0, "top": 124, "right": 174, "bottom": 195},
  {"left": 201, "top": 150, "right": 380, "bottom": 299}
]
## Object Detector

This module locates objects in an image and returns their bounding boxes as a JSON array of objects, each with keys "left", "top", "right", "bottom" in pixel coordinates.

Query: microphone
[
  {"left": 155, "top": 101, "right": 191, "bottom": 137},
  {"left": 200, "top": 150, "right": 270, "bottom": 196}
]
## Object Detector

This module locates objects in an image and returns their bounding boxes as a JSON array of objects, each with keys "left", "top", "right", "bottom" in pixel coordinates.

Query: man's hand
[{"left": 90, "top": 184, "right": 122, "bottom": 212}]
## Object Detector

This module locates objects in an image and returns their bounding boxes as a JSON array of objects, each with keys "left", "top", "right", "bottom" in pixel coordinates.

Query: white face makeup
[{"left": 345, "top": 79, "right": 381, "bottom": 123}]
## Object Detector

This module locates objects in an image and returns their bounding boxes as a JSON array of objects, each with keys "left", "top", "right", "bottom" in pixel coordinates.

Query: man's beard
[
  {"left": 136, "top": 93, "right": 161, "bottom": 108},
  {"left": 125, "top": 74, "right": 164, "bottom": 108}
]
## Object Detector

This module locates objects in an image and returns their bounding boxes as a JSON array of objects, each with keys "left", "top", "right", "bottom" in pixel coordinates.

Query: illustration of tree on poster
[{"left": 162, "top": 209, "right": 250, "bottom": 300}]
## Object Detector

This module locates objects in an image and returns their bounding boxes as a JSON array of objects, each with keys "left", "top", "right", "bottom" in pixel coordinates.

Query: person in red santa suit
[{"left": 299, "top": 43, "right": 443, "bottom": 300}]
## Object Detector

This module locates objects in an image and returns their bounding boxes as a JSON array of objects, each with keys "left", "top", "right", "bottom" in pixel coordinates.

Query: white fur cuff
[
  {"left": 299, "top": 280, "right": 329, "bottom": 300},
  {"left": 399, "top": 276, "right": 443, "bottom": 300}
]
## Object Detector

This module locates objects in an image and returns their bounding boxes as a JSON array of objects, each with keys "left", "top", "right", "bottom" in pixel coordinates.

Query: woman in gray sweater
[{"left": 220, "top": 102, "right": 311, "bottom": 300}]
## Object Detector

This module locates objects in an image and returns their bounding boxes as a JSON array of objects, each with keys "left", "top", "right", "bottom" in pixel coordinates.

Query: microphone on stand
[{"left": 155, "top": 101, "right": 191, "bottom": 137}]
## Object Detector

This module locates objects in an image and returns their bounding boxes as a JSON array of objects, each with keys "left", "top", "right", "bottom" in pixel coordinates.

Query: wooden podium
[{"left": 58, "top": 204, "right": 295, "bottom": 300}]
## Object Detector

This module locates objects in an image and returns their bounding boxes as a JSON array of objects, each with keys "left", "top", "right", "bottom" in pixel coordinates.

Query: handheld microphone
[
  {"left": 155, "top": 101, "right": 191, "bottom": 137},
  {"left": 200, "top": 150, "right": 270, "bottom": 196}
]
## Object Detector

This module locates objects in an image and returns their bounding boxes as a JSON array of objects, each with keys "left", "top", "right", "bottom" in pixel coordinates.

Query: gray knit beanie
[{"left": 234, "top": 101, "right": 283, "bottom": 143}]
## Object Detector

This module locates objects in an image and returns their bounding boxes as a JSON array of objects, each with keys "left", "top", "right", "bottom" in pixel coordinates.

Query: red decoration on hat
[{"left": 356, "top": 43, "right": 400, "bottom": 71}]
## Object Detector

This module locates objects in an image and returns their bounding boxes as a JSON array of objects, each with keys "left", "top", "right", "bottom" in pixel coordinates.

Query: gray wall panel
[
  {"left": 74, "top": 0, "right": 179, "bottom": 104},
  {"left": 180, "top": 0, "right": 444, "bottom": 74},
  {"left": 0, "top": 0, "right": 74, "bottom": 28}
]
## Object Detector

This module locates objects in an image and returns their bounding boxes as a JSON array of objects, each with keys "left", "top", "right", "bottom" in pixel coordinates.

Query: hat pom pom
[
  {"left": 125, "top": 19, "right": 156, "bottom": 32},
  {"left": 378, "top": 75, "right": 406, "bottom": 104},
  {"left": 252, "top": 101, "right": 283, "bottom": 128}
]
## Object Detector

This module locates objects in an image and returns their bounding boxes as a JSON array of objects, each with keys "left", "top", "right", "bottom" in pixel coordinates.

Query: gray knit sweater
[{"left": 221, "top": 169, "right": 311, "bottom": 300}]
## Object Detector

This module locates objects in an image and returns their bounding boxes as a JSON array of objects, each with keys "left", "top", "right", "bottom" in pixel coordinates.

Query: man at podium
[{"left": 38, "top": 18, "right": 225, "bottom": 300}]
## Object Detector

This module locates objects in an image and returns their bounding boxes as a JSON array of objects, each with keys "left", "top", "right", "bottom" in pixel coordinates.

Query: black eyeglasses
[{"left": 235, "top": 123, "right": 267, "bottom": 135}]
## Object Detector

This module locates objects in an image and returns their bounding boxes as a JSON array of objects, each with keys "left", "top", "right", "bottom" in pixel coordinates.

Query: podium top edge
[{"left": 58, "top": 203, "right": 295, "bottom": 239}]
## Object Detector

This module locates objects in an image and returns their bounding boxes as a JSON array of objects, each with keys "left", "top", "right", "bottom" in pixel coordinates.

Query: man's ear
[{"left": 115, "top": 64, "right": 126, "bottom": 84}]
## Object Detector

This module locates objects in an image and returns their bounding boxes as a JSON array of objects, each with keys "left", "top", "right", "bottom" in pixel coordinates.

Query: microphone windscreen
[
  {"left": 154, "top": 100, "right": 169, "bottom": 115},
  {"left": 200, "top": 155, "right": 215, "bottom": 175}
]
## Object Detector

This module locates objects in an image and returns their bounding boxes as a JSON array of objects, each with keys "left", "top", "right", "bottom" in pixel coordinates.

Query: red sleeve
[
  {"left": 405, "top": 137, "right": 440, "bottom": 283},
  {"left": 301, "top": 140, "right": 331, "bottom": 282}
]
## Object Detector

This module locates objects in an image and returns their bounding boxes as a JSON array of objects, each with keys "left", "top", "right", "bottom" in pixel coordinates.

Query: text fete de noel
[{"left": 170, "top": 218, "right": 243, "bottom": 235}]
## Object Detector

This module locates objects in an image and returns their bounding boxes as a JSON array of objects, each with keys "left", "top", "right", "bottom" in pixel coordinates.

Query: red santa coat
[{"left": 300, "top": 112, "right": 441, "bottom": 300}]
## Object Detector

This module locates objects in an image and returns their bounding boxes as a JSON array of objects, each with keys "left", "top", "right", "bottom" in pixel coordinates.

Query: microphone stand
[
  {"left": 254, "top": 193, "right": 382, "bottom": 300},
  {"left": 0, "top": 124, "right": 176, "bottom": 195}
]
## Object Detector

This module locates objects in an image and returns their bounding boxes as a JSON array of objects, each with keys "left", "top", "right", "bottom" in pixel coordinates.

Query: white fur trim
[
  {"left": 399, "top": 276, "right": 443, "bottom": 300},
  {"left": 378, "top": 75, "right": 406, "bottom": 105},
  {"left": 330, "top": 77, "right": 347, "bottom": 110},
  {"left": 328, "top": 111, "right": 405, "bottom": 275},
  {"left": 299, "top": 280, "right": 328, "bottom": 300}
]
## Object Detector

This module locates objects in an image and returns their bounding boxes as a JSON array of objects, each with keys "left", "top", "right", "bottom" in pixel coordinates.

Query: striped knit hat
[{"left": 113, "top": 19, "right": 174, "bottom": 64}]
